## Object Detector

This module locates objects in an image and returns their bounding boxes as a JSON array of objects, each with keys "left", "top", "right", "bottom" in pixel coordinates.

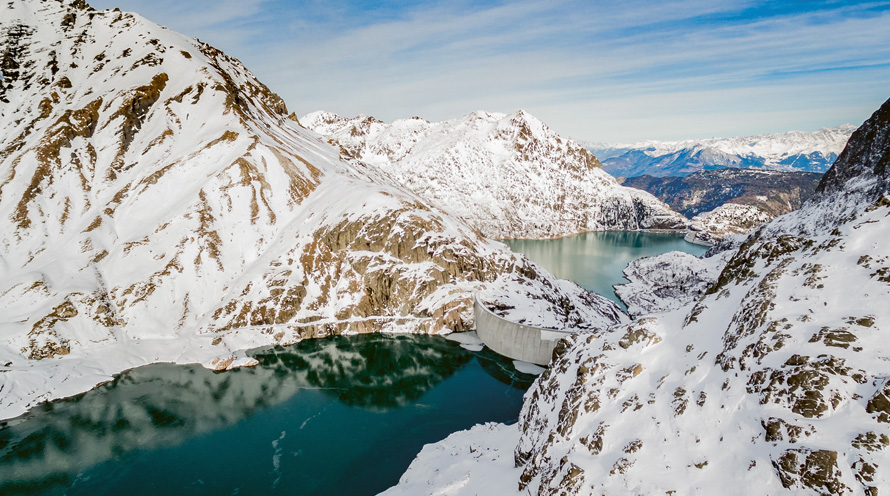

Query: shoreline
[{"left": 498, "top": 227, "right": 689, "bottom": 242}]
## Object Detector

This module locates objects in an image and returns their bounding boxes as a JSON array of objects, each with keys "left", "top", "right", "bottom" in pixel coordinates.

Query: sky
[{"left": 89, "top": 0, "right": 890, "bottom": 143}]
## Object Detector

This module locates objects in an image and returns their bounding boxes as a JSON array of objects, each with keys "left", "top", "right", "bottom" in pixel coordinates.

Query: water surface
[
  {"left": 0, "top": 231, "right": 706, "bottom": 495},
  {"left": 504, "top": 231, "right": 708, "bottom": 307},
  {"left": 0, "top": 334, "right": 534, "bottom": 496}
]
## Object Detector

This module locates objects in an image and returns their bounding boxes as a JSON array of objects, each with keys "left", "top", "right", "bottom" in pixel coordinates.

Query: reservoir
[
  {"left": 504, "top": 231, "right": 708, "bottom": 308},
  {"left": 0, "top": 335, "right": 534, "bottom": 496},
  {"left": 0, "top": 232, "right": 707, "bottom": 495}
]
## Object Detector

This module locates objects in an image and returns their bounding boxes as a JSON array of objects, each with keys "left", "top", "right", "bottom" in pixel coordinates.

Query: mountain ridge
[
  {"left": 622, "top": 169, "right": 823, "bottom": 218},
  {"left": 302, "top": 109, "right": 688, "bottom": 240},
  {"left": 591, "top": 125, "right": 853, "bottom": 177}
]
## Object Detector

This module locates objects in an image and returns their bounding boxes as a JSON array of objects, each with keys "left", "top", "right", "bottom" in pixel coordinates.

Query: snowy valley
[{"left": 0, "top": 0, "right": 620, "bottom": 420}]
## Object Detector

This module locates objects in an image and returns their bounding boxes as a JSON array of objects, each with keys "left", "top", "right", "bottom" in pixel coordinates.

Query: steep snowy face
[
  {"left": 302, "top": 110, "right": 687, "bottom": 239},
  {"left": 0, "top": 0, "right": 624, "bottom": 419},
  {"left": 614, "top": 249, "right": 735, "bottom": 318},
  {"left": 594, "top": 125, "right": 854, "bottom": 177},
  {"left": 386, "top": 99, "right": 890, "bottom": 495}
]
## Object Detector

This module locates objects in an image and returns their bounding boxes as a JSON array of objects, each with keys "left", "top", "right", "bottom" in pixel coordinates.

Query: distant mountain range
[
  {"left": 589, "top": 126, "right": 855, "bottom": 177},
  {"left": 622, "top": 169, "right": 825, "bottom": 245}
]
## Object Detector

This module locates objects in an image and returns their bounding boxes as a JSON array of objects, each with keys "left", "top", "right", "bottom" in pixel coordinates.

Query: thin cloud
[{"left": 86, "top": 0, "right": 890, "bottom": 142}]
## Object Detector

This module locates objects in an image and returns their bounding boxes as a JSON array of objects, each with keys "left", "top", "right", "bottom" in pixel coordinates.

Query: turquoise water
[
  {"left": 0, "top": 334, "right": 535, "bottom": 496},
  {"left": 504, "top": 231, "right": 708, "bottom": 307},
  {"left": 0, "top": 232, "right": 705, "bottom": 495}
]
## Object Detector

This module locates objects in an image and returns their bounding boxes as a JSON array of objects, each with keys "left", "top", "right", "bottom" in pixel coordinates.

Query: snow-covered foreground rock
[
  {"left": 384, "top": 99, "right": 890, "bottom": 495},
  {"left": 594, "top": 125, "right": 854, "bottom": 177},
  {"left": 0, "top": 0, "right": 624, "bottom": 420},
  {"left": 301, "top": 110, "right": 687, "bottom": 239}
]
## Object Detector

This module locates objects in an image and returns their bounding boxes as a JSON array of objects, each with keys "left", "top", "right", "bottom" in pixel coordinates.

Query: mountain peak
[
  {"left": 303, "top": 109, "right": 686, "bottom": 239},
  {"left": 816, "top": 97, "right": 890, "bottom": 200}
]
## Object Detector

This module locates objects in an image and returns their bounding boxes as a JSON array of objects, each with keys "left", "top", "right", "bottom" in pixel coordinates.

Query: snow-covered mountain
[
  {"left": 301, "top": 110, "right": 687, "bottom": 239},
  {"left": 592, "top": 125, "right": 854, "bottom": 177},
  {"left": 384, "top": 98, "right": 890, "bottom": 494},
  {"left": 0, "top": 0, "right": 624, "bottom": 419}
]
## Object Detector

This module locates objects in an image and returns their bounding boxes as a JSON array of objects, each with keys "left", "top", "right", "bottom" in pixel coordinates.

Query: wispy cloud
[{"left": 89, "top": 0, "right": 890, "bottom": 142}]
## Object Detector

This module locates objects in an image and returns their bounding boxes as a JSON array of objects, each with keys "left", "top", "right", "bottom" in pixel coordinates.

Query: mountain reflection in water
[{"left": 0, "top": 334, "right": 536, "bottom": 496}]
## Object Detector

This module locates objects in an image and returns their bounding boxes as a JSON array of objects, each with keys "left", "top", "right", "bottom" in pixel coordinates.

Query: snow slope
[
  {"left": 384, "top": 99, "right": 890, "bottom": 495},
  {"left": 0, "top": 0, "right": 624, "bottom": 420},
  {"left": 301, "top": 110, "right": 687, "bottom": 239},
  {"left": 594, "top": 125, "right": 854, "bottom": 177}
]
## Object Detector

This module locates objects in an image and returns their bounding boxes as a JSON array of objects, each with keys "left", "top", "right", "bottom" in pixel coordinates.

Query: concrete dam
[{"left": 473, "top": 293, "right": 575, "bottom": 366}]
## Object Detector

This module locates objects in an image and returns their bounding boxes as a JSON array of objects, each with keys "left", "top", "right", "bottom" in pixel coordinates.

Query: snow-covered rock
[
  {"left": 0, "top": 0, "right": 623, "bottom": 420},
  {"left": 386, "top": 98, "right": 890, "bottom": 495},
  {"left": 614, "top": 249, "right": 735, "bottom": 317},
  {"left": 594, "top": 126, "right": 854, "bottom": 177},
  {"left": 301, "top": 110, "right": 687, "bottom": 239},
  {"left": 684, "top": 203, "right": 775, "bottom": 246}
]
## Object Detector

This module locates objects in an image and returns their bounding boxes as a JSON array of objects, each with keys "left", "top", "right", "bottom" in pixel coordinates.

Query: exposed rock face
[
  {"left": 622, "top": 169, "right": 823, "bottom": 218},
  {"left": 593, "top": 126, "right": 853, "bottom": 177},
  {"left": 684, "top": 203, "right": 775, "bottom": 246},
  {"left": 0, "top": 0, "right": 623, "bottom": 420},
  {"left": 815, "top": 101, "right": 890, "bottom": 200},
  {"left": 301, "top": 110, "right": 687, "bottom": 239},
  {"left": 385, "top": 99, "right": 890, "bottom": 495}
]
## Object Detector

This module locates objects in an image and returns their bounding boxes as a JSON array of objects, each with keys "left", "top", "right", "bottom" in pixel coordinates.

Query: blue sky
[{"left": 91, "top": 0, "right": 890, "bottom": 143}]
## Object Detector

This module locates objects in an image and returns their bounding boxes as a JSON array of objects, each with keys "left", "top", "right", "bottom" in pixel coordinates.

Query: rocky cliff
[
  {"left": 384, "top": 99, "right": 890, "bottom": 495},
  {"left": 301, "top": 110, "right": 687, "bottom": 239},
  {"left": 0, "top": 0, "right": 624, "bottom": 420}
]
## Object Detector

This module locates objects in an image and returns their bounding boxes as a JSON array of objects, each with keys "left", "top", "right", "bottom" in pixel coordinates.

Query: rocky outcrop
[
  {"left": 0, "top": 0, "right": 623, "bottom": 420},
  {"left": 386, "top": 99, "right": 890, "bottom": 495},
  {"left": 301, "top": 110, "right": 687, "bottom": 239},
  {"left": 815, "top": 101, "right": 890, "bottom": 200}
]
